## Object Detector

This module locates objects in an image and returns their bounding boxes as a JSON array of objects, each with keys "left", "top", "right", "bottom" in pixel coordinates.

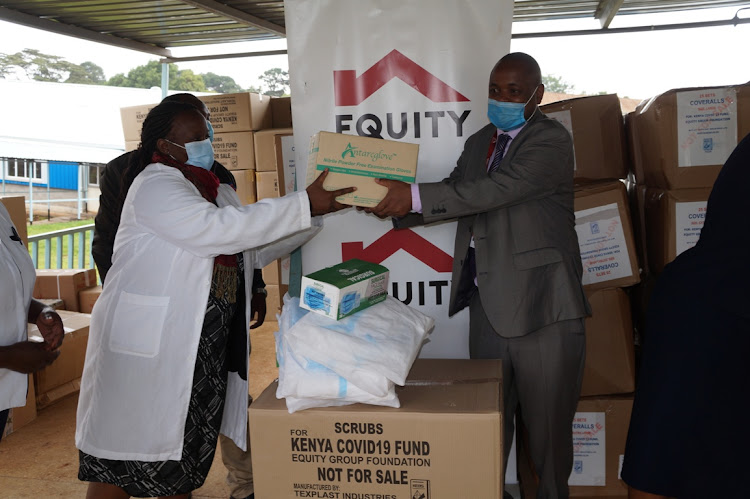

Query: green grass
[{"left": 27, "top": 218, "right": 97, "bottom": 272}]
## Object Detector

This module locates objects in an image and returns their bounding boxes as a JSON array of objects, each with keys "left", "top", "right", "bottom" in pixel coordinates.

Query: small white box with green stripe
[
  {"left": 305, "top": 131, "right": 419, "bottom": 207},
  {"left": 300, "top": 259, "right": 390, "bottom": 320}
]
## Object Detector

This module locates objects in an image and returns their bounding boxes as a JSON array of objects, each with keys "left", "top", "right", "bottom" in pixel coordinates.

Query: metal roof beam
[
  {"left": 595, "top": 0, "right": 625, "bottom": 29},
  {"left": 178, "top": 0, "right": 286, "bottom": 37},
  {"left": 512, "top": 15, "right": 750, "bottom": 39},
  {"left": 160, "top": 49, "right": 287, "bottom": 64},
  {"left": 0, "top": 6, "right": 172, "bottom": 58}
]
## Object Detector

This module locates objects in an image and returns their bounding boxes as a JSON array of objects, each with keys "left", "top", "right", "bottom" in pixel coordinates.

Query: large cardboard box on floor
[
  {"left": 630, "top": 83, "right": 750, "bottom": 190},
  {"left": 200, "top": 92, "right": 272, "bottom": 133},
  {"left": 33, "top": 268, "right": 98, "bottom": 312},
  {"left": 541, "top": 94, "right": 628, "bottom": 181},
  {"left": 519, "top": 397, "right": 633, "bottom": 498},
  {"left": 254, "top": 127, "right": 293, "bottom": 171},
  {"left": 0, "top": 195, "right": 28, "bottom": 246},
  {"left": 581, "top": 288, "right": 635, "bottom": 397},
  {"left": 644, "top": 187, "right": 711, "bottom": 274},
  {"left": 120, "top": 102, "right": 159, "bottom": 142},
  {"left": 213, "top": 131, "right": 255, "bottom": 171},
  {"left": 232, "top": 169, "right": 257, "bottom": 205},
  {"left": 28, "top": 310, "right": 90, "bottom": 408},
  {"left": 574, "top": 181, "right": 640, "bottom": 290},
  {"left": 250, "top": 358, "right": 503, "bottom": 499},
  {"left": 2, "top": 375, "right": 36, "bottom": 439},
  {"left": 306, "top": 131, "right": 420, "bottom": 208}
]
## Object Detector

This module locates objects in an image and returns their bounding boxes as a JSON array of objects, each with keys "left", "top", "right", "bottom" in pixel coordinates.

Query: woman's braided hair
[{"left": 118, "top": 101, "right": 199, "bottom": 210}]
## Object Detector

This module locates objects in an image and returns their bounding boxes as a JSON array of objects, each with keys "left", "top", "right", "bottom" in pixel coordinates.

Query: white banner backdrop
[{"left": 285, "top": 0, "right": 512, "bottom": 359}]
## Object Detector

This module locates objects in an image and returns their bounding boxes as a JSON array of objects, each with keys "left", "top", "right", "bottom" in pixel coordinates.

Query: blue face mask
[
  {"left": 206, "top": 119, "right": 215, "bottom": 143},
  {"left": 166, "top": 138, "right": 215, "bottom": 170},
  {"left": 487, "top": 86, "right": 539, "bottom": 131}
]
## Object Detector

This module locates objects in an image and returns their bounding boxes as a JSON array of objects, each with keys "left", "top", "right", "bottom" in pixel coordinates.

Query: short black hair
[{"left": 497, "top": 52, "right": 542, "bottom": 86}]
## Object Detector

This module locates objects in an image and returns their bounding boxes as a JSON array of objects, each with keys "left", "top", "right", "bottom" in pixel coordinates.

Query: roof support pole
[{"left": 161, "top": 63, "right": 169, "bottom": 100}]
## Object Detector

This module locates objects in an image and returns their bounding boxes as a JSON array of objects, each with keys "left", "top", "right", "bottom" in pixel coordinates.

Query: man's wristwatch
[{"left": 253, "top": 287, "right": 268, "bottom": 297}]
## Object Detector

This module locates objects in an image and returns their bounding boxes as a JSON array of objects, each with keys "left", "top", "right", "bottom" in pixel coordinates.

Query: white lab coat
[
  {"left": 75, "top": 163, "right": 321, "bottom": 461},
  {"left": 0, "top": 202, "right": 35, "bottom": 412}
]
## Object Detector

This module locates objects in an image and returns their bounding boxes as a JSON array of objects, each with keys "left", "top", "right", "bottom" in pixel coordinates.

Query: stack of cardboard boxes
[
  {"left": 516, "top": 95, "right": 641, "bottom": 498},
  {"left": 0, "top": 196, "right": 97, "bottom": 437}
]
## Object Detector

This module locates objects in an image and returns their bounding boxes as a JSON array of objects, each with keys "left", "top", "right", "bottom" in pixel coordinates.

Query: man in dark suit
[
  {"left": 369, "top": 52, "right": 590, "bottom": 498},
  {"left": 92, "top": 93, "right": 259, "bottom": 499}
]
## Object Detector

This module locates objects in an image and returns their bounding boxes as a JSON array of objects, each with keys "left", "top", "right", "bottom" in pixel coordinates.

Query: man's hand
[
  {"left": 35, "top": 308, "right": 64, "bottom": 351},
  {"left": 249, "top": 291, "right": 267, "bottom": 329},
  {"left": 306, "top": 169, "right": 356, "bottom": 216},
  {"left": 0, "top": 341, "right": 60, "bottom": 374},
  {"left": 367, "top": 179, "right": 412, "bottom": 218}
]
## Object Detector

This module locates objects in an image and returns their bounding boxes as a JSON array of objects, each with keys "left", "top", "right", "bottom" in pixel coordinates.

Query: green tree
[
  {"left": 64, "top": 61, "right": 106, "bottom": 84},
  {"left": 202, "top": 72, "right": 243, "bottom": 93},
  {"left": 259, "top": 67, "right": 289, "bottom": 97},
  {"left": 173, "top": 68, "right": 206, "bottom": 91},
  {"left": 542, "top": 74, "right": 575, "bottom": 94},
  {"left": 0, "top": 49, "right": 70, "bottom": 81}
]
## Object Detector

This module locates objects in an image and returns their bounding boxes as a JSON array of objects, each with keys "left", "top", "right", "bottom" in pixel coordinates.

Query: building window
[
  {"left": 88, "top": 163, "right": 106, "bottom": 186},
  {"left": 3, "top": 158, "right": 47, "bottom": 183}
]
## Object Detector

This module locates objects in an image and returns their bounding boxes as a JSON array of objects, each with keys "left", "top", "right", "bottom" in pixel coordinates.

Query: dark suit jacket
[{"left": 397, "top": 110, "right": 590, "bottom": 337}]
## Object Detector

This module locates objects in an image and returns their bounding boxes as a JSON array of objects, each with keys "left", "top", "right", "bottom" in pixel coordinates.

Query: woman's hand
[
  {"left": 0, "top": 341, "right": 60, "bottom": 374},
  {"left": 35, "top": 308, "right": 64, "bottom": 350},
  {"left": 306, "top": 169, "right": 356, "bottom": 216}
]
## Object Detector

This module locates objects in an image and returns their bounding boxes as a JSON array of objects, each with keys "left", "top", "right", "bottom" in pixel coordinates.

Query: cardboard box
[
  {"left": 628, "top": 183, "right": 651, "bottom": 278},
  {"left": 78, "top": 285, "right": 102, "bottom": 314},
  {"left": 264, "top": 283, "right": 283, "bottom": 318},
  {"left": 2, "top": 375, "right": 37, "bottom": 439},
  {"left": 33, "top": 268, "right": 98, "bottom": 312},
  {"left": 254, "top": 127, "right": 293, "bottom": 171},
  {"left": 541, "top": 94, "right": 628, "bottom": 181},
  {"left": 630, "top": 83, "right": 750, "bottom": 189},
  {"left": 262, "top": 260, "right": 281, "bottom": 286},
  {"left": 38, "top": 298, "right": 65, "bottom": 310},
  {"left": 271, "top": 96, "right": 293, "bottom": 128},
  {"left": 581, "top": 289, "right": 635, "bottom": 397},
  {"left": 28, "top": 310, "right": 90, "bottom": 407},
  {"left": 275, "top": 134, "right": 297, "bottom": 195},
  {"left": 124, "top": 140, "right": 139, "bottom": 152},
  {"left": 300, "top": 259, "right": 389, "bottom": 320},
  {"left": 644, "top": 187, "right": 711, "bottom": 274},
  {"left": 306, "top": 131, "right": 420, "bottom": 208},
  {"left": 1, "top": 196, "right": 28, "bottom": 247},
  {"left": 231, "top": 169, "right": 257, "bottom": 205},
  {"left": 213, "top": 131, "right": 255, "bottom": 171},
  {"left": 199, "top": 92, "right": 272, "bottom": 133},
  {"left": 256, "top": 171, "right": 279, "bottom": 200},
  {"left": 120, "top": 102, "right": 159, "bottom": 142},
  {"left": 250, "top": 359, "right": 503, "bottom": 499},
  {"left": 574, "top": 181, "right": 641, "bottom": 290},
  {"left": 518, "top": 397, "right": 633, "bottom": 498}
]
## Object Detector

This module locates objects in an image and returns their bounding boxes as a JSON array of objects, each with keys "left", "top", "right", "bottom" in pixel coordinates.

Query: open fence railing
[{"left": 28, "top": 224, "right": 97, "bottom": 277}]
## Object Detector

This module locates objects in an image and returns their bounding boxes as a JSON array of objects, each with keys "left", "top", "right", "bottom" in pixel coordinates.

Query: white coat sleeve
[{"left": 128, "top": 168, "right": 314, "bottom": 258}]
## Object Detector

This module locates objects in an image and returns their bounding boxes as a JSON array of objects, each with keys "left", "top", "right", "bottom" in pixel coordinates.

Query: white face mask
[{"left": 165, "top": 138, "right": 215, "bottom": 170}]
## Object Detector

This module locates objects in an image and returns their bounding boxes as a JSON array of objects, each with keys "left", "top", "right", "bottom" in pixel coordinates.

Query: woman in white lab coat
[
  {"left": 0, "top": 203, "right": 64, "bottom": 440},
  {"left": 75, "top": 101, "right": 353, "bottom": 498}
]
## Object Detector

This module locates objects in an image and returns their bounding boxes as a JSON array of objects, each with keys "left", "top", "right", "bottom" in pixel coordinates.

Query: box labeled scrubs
[{"left": 300, "top": 259, "right": 389, "bottom": 320}]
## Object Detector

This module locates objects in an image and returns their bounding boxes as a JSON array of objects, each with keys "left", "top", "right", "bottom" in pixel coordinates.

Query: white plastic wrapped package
[
  {"left": 275, "top": 308, "right": 399, "bottom": 413},
  {"left": 283, "top": 295, "right": 435, "bottom": 397}
]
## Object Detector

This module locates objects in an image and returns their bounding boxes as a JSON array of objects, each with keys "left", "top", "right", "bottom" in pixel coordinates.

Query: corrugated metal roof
[{"left": 0, "top": 1, "right": 747, "bottom": 58}]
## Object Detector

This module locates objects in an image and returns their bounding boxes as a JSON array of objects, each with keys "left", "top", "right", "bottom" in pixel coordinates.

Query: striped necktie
[{"left": 488, "top": 133, "right": 511, "bottom": 173}]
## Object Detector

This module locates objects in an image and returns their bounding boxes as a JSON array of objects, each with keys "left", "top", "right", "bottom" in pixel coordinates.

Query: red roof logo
[
  {"left": 334, "top": 49, "right": 470, "bottom": 106},
  {"left": 341, "top": 229, "right": 453, "bottom": 273}
]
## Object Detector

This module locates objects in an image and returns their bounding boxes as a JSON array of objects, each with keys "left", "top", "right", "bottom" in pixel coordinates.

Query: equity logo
[
  {"left": 342, "top": 229, "right": 452, "bottom": 273},
  {"left": 334, "top": 49, "right": 470, "bottom": 106}
]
